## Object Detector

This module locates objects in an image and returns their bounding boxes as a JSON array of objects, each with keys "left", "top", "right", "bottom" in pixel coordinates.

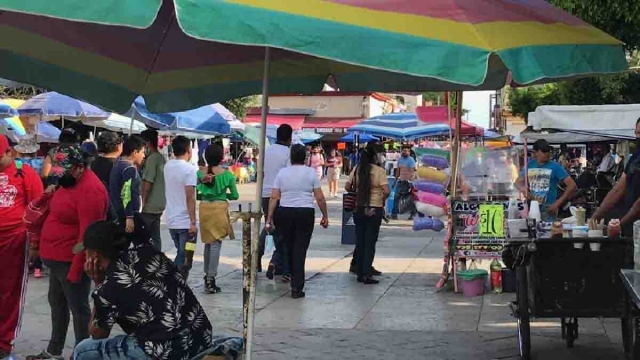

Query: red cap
[{"left": 0, "top": 135, "right": 9, "bottom": 155}]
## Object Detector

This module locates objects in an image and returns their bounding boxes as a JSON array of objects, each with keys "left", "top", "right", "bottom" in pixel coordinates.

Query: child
[{"left": 196, "top": 144, "right": 239, "bottom": 294}]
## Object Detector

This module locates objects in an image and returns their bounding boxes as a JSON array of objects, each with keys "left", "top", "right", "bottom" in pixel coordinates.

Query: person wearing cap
[
  {"left": 92, "top": 131, "right": 123, "bottom": 188},
  {"left": 0, "top": 135, "right": 44, "bottom": 359},
  {"left": 516, "top": 139, "right": 577, "bottom": 222},
  {"left": 72, "top": 221, "right": 216, "bottom": 360},
  {"left": 40, "top": 128, "right": 78, "bottom": 187},
  {"left": 140, "top": 129, "right": 166, "bottom": 251},
  {"left": 28, "top": 145, "right": 108, "bottom": 360}
]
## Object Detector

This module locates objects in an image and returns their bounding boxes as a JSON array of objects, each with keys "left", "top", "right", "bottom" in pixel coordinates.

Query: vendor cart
[{"left": 504, "top": 237, "right": 634, "bottom": 359}]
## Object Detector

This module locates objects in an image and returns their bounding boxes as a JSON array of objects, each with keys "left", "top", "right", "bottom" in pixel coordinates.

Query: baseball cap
[
  {"left": 532, "top": 139, "right": 552, "bottom": 152},
  {"left": 0, "top": 135, "right": 9, "bottom": 154}
]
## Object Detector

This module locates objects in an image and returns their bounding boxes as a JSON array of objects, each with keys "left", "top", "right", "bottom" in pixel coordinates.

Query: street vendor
[
  {"left": 516, "top": 139, "right": 577, "bottom": 222},
  {"left": 592, "top": 118, "right": 640, "bottom": 235}
]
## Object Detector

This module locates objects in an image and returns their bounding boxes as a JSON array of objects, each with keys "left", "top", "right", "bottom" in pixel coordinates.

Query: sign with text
[{"left": 478, "top": 204, "right": 504, "bottom": 237}]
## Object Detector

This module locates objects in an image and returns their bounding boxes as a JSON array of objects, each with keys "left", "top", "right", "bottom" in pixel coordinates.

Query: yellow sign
[{"left": 479, "top": 204, "right": 504, "bottom": 237}]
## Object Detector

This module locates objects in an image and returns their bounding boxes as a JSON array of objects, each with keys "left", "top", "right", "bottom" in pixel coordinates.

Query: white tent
[{"left": 520, "top": 104, "right": 640, "bottom": 143}]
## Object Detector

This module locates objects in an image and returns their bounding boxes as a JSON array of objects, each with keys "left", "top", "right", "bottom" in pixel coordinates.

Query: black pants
[
  {"left": 274, "top": 207, "right": 315, "bottom": 291},
  {"left": 353, "top": 208, "right": 384, "bottom": 278},
  {"left": 42, "top": 260, "right": 91, "bottom": 355},
  {"left": 139, "top": 212, "right": 163, "bottom": 251}
]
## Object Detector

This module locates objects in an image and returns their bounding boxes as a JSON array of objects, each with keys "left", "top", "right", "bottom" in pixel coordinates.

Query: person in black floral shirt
[{"left": 73, "top": 221, "right": 213, "bottom": 360}]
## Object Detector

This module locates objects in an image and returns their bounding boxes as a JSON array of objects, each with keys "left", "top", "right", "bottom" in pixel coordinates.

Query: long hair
[
  {"left": 204, "top": 144, "right": 224, "bottom": 188},
  {"left": 356, "top": 144, "right": 377, "bottom": 207}
]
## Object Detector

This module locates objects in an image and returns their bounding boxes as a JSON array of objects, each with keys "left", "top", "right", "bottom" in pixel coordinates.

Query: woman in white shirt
[{"left": 266, "top": 144, "right": 329, "bottom": 299}]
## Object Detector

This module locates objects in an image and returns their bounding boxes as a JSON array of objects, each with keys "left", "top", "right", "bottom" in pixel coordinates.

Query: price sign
[{"left": 479, "top": 204, "right": 504, "bottom": 237}]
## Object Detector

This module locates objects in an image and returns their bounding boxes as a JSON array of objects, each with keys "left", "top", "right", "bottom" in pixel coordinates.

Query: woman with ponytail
[
  {"left": 196, "top": 144, "right": 239, "bottom": 294},
  {"left": 345, "top": 142, "right": 390, "bottom": 285}
]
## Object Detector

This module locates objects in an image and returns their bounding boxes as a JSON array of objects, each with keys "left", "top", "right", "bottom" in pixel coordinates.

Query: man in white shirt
[
  {"left": 260, "top": 124, "right": 292, "bottom": 280},
  {"left": 163, "top": 136, "right": 198, "bottom": 277},
  {"left": 597, "top": 144, "right": 616, "bottom": 173}
]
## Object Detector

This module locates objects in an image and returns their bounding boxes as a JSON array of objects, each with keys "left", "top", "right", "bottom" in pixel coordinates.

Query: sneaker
[
  {"left": 34, "top": 269, "right": 43, "bottom": 279},
  {"left": 26, "top": 351, "right": 64, "bottom": 360},
  {"left": 203, "top": 276, "right": 221, "bottom": 294},
  {"left": 291, "top": 290, "right": 306, "bottom": 299}
]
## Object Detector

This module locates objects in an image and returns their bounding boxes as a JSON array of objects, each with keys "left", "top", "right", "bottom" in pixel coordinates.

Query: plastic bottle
[
  {"left": 414, "top": 180, "right": 445, "bottom": 194},
  {"left": 490, "top": 259, "right": 503, "bottom": 293},
  {"left": 507, "top": 197, "right": 519, "bottom": 219},
  {"left": 528, "top": 200, "right": 542, "bottom": 223}
]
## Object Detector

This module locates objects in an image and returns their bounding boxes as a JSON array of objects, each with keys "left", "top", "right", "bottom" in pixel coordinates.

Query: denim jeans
[
  {"left": 169, "top": 229, "right": 191, "bottom": 267},
  {"left": 42, "top": 260, "right": 91, "bottom": 355},
  {"left": 74, "top": 335, "right": 148, "bottom": 360},
  {"left": 353, "top": 208, "right": 384, "bottom": 278}
]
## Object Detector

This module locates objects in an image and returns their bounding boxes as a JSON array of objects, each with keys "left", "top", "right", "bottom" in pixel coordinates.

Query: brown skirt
[{"left": 199, "top": 201, "right": 235, "bottom": 244}]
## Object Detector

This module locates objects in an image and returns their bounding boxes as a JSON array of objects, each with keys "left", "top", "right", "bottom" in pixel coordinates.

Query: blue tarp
[
  {"left": 17, "top": 92, "right": 110, "bottom": 119},
  {"left": 348, "top": 113, "right": 449, "bottom": 140}
]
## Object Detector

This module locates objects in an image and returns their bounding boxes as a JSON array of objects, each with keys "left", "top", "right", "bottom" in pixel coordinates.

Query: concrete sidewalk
[{"left": 12, "top": 182, "right": 628, "bottom": 360}]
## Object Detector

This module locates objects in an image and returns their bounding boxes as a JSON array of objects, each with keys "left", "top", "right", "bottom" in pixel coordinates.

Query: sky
[{"left": 462, "top": 91, "right": 494, "bottom": 128}]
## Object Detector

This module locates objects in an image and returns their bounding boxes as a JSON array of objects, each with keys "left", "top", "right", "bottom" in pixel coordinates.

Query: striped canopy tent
[
  {"left": 0, "top": 1, "right": 628, "bottom": 357},
  {"left": 349, "top": 112, "right": 484, "bottom": 140},
  {"left": 0, "top": 0, "right": 627, "bottom": 114}
]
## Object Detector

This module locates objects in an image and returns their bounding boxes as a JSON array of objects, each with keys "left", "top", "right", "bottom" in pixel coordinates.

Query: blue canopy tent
[
  {"left": 17, "top": 92, "right": 110, "bottom": 121},
  {"left": 348, "top": 113, "right": 449, "bottom": 140},
  {"left": 340, "top": 133, "right": 379, "bottom": 143},
  {"left": 127, "top": 97, "right": 231, "bottom": 136},
  {"left": 0, "top": 102, "right": 18, "bottom": 119}
]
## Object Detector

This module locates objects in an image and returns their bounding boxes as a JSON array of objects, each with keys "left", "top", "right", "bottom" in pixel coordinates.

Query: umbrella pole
[
  {"left": 245, "top": 46, "right": 271, "bottom": 360},
  {"left": 451, "top": 91, "right": 462, "bottom": 198}
]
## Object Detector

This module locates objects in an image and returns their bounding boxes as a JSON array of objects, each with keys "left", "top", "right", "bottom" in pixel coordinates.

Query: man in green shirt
[{"left": 140, "top": 129, "right": 166, "bottom": 251}]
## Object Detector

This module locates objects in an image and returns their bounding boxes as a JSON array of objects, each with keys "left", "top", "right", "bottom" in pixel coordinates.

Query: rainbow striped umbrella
[{"left": 0, "top": 0, "right": 627, "bottom": 113}]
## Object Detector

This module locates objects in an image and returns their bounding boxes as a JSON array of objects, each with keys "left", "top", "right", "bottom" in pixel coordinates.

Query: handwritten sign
[{"left": 479, "top": 204, "right": 504, "bottom": 237}]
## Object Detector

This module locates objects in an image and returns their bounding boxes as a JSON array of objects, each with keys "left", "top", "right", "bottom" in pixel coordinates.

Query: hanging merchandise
[
  {"left": 416, "top": 202, "right": 445, "bottom": 217},
  {"left": 418, "top": 167, "right": 448, "bottom": 184},
  {"left": 414, "top": 180, "right": 445, "bottom": 194},
  {"left": 412, "top": 217, "right": 445, "bottom": 232},
  {"left": 416, "top": 192, "right": 447, "bottom": 208},
  {"left": 421, "top": 155, "right": 449, "bottom": 170}
]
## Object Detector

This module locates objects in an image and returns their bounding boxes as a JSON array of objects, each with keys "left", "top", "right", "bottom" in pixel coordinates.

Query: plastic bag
[
  {"left": 265, "top": 233, "right": 275, "bottom": 253},
  {"left": 420, "top": 155, "right": 449, "bottom": 170},
  {"left": 415, "top": 201, "right": 445, "bottom": 217},
  {"left": 416, "top": 191, "right": 447, "bottom": 207},
  {"left": 398, "top": 193, "right": 416, "bottom": 214},
  {"left": 414, "top": 180, "right": 445, "bottom": 194}
]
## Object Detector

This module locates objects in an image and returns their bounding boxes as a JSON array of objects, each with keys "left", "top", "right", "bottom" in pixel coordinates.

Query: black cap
[{"left": 532, "top": 139, "right": 552, "bottom": 152}]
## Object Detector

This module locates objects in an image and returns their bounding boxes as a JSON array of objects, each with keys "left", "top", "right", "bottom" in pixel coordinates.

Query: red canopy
[
  {"left": 302, "top": 117, "right": 363, "bottom": 130},
  {"left": 244, "top": 114, "right": 305, "bottom": 130},
  {"left": 415, "top": 106, "right": 483, "bottom": 137}
]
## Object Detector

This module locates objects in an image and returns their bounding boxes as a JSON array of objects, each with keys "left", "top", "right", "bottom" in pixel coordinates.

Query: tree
[
  {"left": 220, "top": 96, "right": 257, "bottom": 119},
  {"left": 0, "top": 85, "right": 46, "bottom": 99},
  {"left": 550, "top": 0, "right": 640, "bottom": 51},
  {"left": 508, "top": 85, "right": 561, "bottom": 122}
]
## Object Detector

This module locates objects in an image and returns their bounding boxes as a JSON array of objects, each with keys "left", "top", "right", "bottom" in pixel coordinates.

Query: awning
[
  {"left": 244, "top": 114, "right": 306, "bottom": 130},
  {"left": 302, "top": 117, "right": 363, "bottom": 131}
]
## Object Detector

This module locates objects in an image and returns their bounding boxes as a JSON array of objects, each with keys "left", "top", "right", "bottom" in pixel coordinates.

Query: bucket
[
  {"left": 502, "top": 268, "right": 517, "bottom": 293},
  {"left": 457, "top": 269, "right": 487, "bottom": 297}
]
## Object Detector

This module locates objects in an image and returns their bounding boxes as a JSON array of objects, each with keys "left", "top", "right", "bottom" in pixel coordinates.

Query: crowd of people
[{"left": 0, "top": 121, "right": 399, "bottom": 359}]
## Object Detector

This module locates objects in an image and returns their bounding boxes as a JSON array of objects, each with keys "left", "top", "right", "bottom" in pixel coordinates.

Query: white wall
[
  {"left": 505, "top": 121, "right": 527, "bottom": 137},
  {"left": 268, "top": 95, "right": 366, "bottom": 118}
]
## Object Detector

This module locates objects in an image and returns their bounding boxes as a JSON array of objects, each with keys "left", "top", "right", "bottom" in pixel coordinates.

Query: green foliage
[
  {"left": 220, "top": 96, "right": 257, "bottom": 119},
  {"left": 508, "top": 85, "right": 560, "bottom": 122},
  {"left": 0, "top": 85, "right": 46, "bottom": 99},
  {"left": 549, "top": 0, "right": 640, "bottom": 51}
]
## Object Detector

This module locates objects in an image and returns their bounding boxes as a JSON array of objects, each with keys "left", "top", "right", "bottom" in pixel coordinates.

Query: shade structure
[
  {"left": 245, "top": 124, "right": 323, "bottom": 146},
  {"left": 127, "top": 97, "right": 231, "bottom": 136},
  {"left": 16, "top": 91, "right": 110, "bottom": 120},
  {"left": 0, "top": 102, "right": 18, "bottom": 119},
  {"left": 0, "top": 120, "right": 60, "bottom": 143},
  {"left": 84, "top": 113, "right": 147, "bottom": 134},
  {"left": 415, "top": 106, "right": 483, "bottom": 136},
  {"left": 340, "top": 133, "right": 379, "bottom": 143},
  {"left": 0, "top": 0, "right": 628, "bottom": 113},
  {"left": 349, "top": 113, "right": 451, "bottom": 140}
]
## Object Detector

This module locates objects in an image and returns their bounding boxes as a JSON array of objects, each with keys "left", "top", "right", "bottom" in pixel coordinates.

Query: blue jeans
[
  {"left": 73, "top": 336, "right": 148, "bottom": 360},
  {"left": 169, "top": 229, "right": 192, "bottom": 267}
]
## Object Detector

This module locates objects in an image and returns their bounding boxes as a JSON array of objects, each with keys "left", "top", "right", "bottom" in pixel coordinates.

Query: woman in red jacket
[{"left": 27, "top": 146, "right": 108, "bottom": 360}]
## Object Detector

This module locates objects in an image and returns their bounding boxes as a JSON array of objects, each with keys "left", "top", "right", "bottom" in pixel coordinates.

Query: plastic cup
[
  {"left": 574, "top": 242, "right": 584, "bottom": 249},
  {"left": 590, "top": 243, "right": 601, "bottom": 251}
]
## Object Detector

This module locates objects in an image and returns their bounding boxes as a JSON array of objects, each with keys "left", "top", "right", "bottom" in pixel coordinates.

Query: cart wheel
[
  {"left": 563, "top": 318, "right": 578, "bottom": 348},
  {"left": 517, "top": 315, "right": 531, "bottom": 360},
  {"left": 516, "top": 265, "right": 531, "bottom": 359},
  {"left": 621, "top": 317, "right": 633, "bottom": 358}
]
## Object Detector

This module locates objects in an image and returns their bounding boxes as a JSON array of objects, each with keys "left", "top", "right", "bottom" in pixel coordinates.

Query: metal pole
[
  {"left": 245, "top": 46, "right": 271, "bottom": 360},
  {"left": 451, "top": 91, "right": 463, "bottom": 198}
]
